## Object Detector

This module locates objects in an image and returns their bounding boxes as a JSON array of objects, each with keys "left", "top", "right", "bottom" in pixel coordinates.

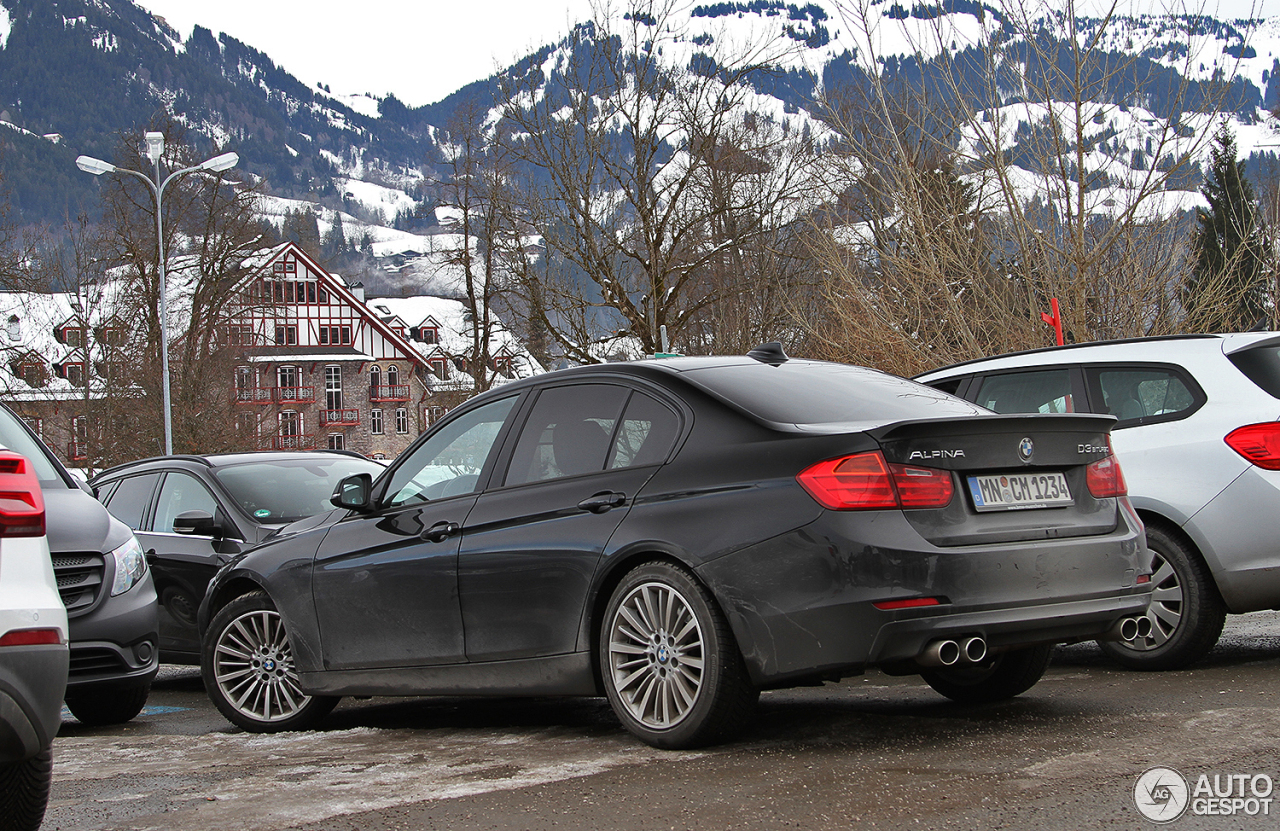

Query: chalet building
[{"left": 0, "top": 242, "right": 542, "bottom": 467}]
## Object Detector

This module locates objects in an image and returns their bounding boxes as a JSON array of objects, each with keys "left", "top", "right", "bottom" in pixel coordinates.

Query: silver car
[{"left": 917, "top": 333, "right": 1280, "bottom": 670}]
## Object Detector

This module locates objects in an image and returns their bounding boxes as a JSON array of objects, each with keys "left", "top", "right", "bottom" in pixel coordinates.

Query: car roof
[{"left": 914, "top": 332, "right": 1280, "bottom": 381}]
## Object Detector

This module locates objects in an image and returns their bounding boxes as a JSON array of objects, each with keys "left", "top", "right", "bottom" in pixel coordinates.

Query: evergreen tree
[
  {"left": 1185, "top": 122, "right": 1270, "bottom": 331},
  {"left": 323, "top": 210, "right": 348, "bottom": 258},
  {"left": 281, "top": 208, "right": 321, "bottom": 257}
]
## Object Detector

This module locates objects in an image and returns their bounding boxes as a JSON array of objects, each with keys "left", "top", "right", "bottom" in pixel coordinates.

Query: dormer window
[
  {"left": 97, "top": 326, "right": 125, "bottom": 347},
  {"left": 418, "top": 326, "right": 438, "bottom": 345},
  {"left": 494, "top": 356, "right": 514, "bottom": 379},
  {"left": 428, "top": 358, "right": 448, "bottom": 379},
  {"left": 11, "top": 359, "right": 45, "bottom": 388},
  {"left": 61, "top": 326, "right": 85, "bottom": 348},
  {"left": 6, "top": 314, "right": 19, "bottom": 342},
  {"left": 62, "top": 362, "right": 86, "bottom": 387}
]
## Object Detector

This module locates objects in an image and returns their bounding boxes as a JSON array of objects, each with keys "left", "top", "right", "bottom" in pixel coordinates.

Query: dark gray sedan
[{"left": 199, "top": 348, "right": 1153, "bottom": 749}]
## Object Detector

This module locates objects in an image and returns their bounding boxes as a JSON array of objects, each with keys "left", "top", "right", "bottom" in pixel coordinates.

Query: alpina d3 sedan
[{"left": 199, "top": 346, "right": 1152, "bottom": 749}]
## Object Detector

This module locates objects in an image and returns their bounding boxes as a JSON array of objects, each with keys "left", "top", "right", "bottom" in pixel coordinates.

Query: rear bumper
[
  {"left": 699, "top": 505, "right": 1150, "bottom": 685},
  {"left": 865, "top": 593, "right": 1151, "bottom": 665},
  {"left": 0, "top": 645, "right": 68, "bottom": 763},
  {"left": 1184, "top": 466, "right": 1280, "bottom": 612}
]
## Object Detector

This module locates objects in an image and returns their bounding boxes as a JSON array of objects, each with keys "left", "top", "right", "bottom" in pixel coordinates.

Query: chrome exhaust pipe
[
  {"left": 1135, "top": 616, "right": 1153, "bottom": 639},
  {"left": 1102, "top": 616, "right": 1141, "bottom": 642},
  {"left": 916, "top": 639, "right": 961, "bottom": 667},
  {"left": 960, "top": 636, "right": 987, "bottom": 663}
]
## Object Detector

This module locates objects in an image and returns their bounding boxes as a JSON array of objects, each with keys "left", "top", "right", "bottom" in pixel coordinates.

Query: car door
[
  {"left": 312, "top": 394, "right": 519, "bottom": 670},
  {"left": 139, "top": 471, "right": 245, "bottom": 659},
  {"left": 458, "top": 384, "right": 683, "bottom": 662}
]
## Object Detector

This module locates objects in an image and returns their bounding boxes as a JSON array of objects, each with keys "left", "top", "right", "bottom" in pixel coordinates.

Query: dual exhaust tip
[
  {"left": 1106, "top": 614, "right": 1153, "bottom": 643},
  {"left": 917, "top": 615, "right": 1152, "bottom": 668},
  {"left": 917, "top": 636, "right": 987, "bottom": 667}
]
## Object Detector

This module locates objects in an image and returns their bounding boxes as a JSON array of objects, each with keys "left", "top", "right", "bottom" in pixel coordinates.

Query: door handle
[
  {"left": 578, "top": 492, "right": 627, "bottom": 513},
  {"left": 421, "top": 521, "right": 461, "bottom": 543}
]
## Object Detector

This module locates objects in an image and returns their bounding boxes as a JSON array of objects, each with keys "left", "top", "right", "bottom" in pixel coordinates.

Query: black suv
[
  {"left": 89, "top": 451, "right": 385, "bottom": 663},
  {"left": 0, "top": 403, "right": 158, "bottom": 726}
]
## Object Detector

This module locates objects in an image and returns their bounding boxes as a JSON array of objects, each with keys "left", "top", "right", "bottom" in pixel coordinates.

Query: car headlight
[{"left": 109, "top": 535, "right": 147, "bottom": 597}]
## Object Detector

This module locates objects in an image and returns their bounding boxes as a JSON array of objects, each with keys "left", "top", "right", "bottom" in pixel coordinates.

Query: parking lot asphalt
[{"left": 44, "top": 612, "right": 1280, "bottom": 831}]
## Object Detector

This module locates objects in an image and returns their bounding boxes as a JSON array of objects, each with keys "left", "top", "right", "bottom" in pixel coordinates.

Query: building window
[
  {"left": 228, "top": 324, "right": 254, "bottom": 346},
  {"left": 21, "top": 416, "right": 41, "bottom": 440},
  {"left": 327, "top": 433, "right": 345, "bottom": 451},
  {"left": 424, "top": 405, "right": 445, "bottom": 427},
  {"left": 318, "top": 284, "right": 329, "bottom": 304},
  {"left": 62, "top": 326, "right": 85, "bottom": 348},
  {"left": 64, "top": 362, "right": 86, "bottom": 387},
  {"left": 370, "top": 408, "right": 383, "bottom": 435},
  {"left": 14, "top": 361, "right": 46, "bottom": 388},
  {"left": 494, "top": 357, "right": 514, "bottom": 379},
  {"left": 234, "top": 411, "right": 258, "bottom": 437},
  {"left": 341, "top": 326, "right": 352, "bottom": 345},
  {"left": 395, "top": 407, "right": 408, "bottom": 434},
  {"left": 325, "top": 365, "right": 342, "bottom": 410},
  {"left": 428, "top": 358, "right": 448, "bottom": 379},
  {"left": 386, "top": 365, "right": 399, "bottom": 386},
  {"left": 98, "top": 326, "right": 125, "bottom": 347},
  {"left": 275, "top": 324, "right": 298, "bottom": 346},
  {"left": 419, "top": 326, "right": 438, "bottom": 344},
  {"left": 369, "top": 365, "right": 381, "bottom": 394},
  {"left": 277, "top": 365, "right": 298, "bottom": 388},
  {"left": 273, "top": 260, "right": 298, "bottom": 274}
]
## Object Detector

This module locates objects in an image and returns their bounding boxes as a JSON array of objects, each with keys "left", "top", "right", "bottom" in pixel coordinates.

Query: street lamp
[{"left": 76, "top": 133, "right": 238, "bottom": 456}]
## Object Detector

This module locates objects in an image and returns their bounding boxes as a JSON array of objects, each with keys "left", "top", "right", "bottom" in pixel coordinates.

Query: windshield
[
  {"left": 214, "top": 456, "right": 385, "bottom": 523},
  {"left": 0, "top": 405, "right": 67, "bottom": 487}
]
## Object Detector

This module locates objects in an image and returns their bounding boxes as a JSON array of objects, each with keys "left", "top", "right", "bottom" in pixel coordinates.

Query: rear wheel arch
[
  {"left": 587, "top": 550, "right": 729, "bottom": 693},
  {"left": 1135, "top": 510, "right": 1222, "bottom": 590}
]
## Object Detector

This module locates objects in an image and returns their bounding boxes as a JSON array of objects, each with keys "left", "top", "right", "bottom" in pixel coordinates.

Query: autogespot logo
[
  {"left": 1135, "top": 767, "right": 1190, "bottom": 823},
  {"left": 1134, "top": 768, "right": 1275, "bottom": 822}
]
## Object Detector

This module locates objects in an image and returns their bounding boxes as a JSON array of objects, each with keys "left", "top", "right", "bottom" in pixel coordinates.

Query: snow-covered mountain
[{"left": 1, "top": 0, "right": 1278, "bottom": 291}]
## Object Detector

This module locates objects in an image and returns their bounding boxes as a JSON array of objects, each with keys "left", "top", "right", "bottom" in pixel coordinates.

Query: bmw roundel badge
[{"left": 1018, "top": 437, "right": 1034, "bottom": 462}]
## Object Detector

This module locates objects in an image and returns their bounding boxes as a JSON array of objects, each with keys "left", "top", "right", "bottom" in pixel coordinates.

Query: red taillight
[
  {"left": 797, "top": 451, "right": 953, "bottom": 511},
  {"left": 0, "top": 628, "right": 62, "bottom": 647},
  {"left": 1225, "top": 423, "right": 1280, "bottom": 470},
  {"left": 1086, "top": 453, "right": 1127, "bottom": 498},
  {"left": 872, "top": 597, "right": 943, "bottom": 611},
  {"left": 0, "top": 451, "right": 44, "bottom": 537},
  {"left": 889, "top": 463, "right": 955, "bottom": 508}
]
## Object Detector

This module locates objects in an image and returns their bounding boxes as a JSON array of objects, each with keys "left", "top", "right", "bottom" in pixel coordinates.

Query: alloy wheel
[
  {"left": 606, "top": 581, "right": 706, "bottom": 729},
  {"left": 212, "top": 608, "right": 311, "bottom": 723}
]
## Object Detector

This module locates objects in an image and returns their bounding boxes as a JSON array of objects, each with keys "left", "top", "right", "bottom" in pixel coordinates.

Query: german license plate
[{"left": 967, "top": 471, "right": 1072, "bottom": 512}]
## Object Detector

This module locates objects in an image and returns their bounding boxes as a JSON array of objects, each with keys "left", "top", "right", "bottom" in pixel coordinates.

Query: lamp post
[{"left": 76, "top": 133, "right": 238, "bottom": 456}]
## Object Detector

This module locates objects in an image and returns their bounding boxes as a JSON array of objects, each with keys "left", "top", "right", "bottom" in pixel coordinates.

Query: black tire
[
  {"left": 0, "top": 746, "right": 52, "bottom": 831},
  {"left": 64, "top": 679, "right": 150, "bottom": 726},
  {"left": 1098, "top": 523, "right": 1225, "bottom": 671},
  {"left": 921, "top": 644, "right": 1053, "bottom": 704},
  {"left": 599, "top": 561, "right": 757, "bottom": 750},
  {"left": 202, "top": 591, "right": 339, "bottom": 733}
]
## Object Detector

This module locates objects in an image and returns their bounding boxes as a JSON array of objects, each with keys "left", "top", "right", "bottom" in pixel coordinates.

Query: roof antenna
[{"left": 747, "top": 342, "right": 788, "bottom": 366}]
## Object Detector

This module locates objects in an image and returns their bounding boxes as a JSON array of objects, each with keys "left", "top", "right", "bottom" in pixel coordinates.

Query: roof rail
[
  {"left": 913, "top": 333, "right": 1222, "bottom": 379},
  {"left": 90, "top": 453, "right": 213, "bottom": 481}
]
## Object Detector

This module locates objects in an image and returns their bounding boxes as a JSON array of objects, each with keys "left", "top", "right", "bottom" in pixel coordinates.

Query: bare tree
[
  {"left": 811, "top": 0, "right": 1246, "bottom": 373},
  {"left": 94, "top": 117, "right": 263, "bottom": 457},
  {"left": 499, "top": 0, "right": 817, "bottom": 360}
]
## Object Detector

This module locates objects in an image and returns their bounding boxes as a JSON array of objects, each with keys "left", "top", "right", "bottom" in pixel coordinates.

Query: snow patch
[{"left": 0, "top": 4, "right": 11, "bottom": 50}]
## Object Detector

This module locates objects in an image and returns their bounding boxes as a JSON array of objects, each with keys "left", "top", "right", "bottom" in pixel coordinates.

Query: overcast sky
[{"left": 134, "top": 0, "right": 1270, "bottom": 109}]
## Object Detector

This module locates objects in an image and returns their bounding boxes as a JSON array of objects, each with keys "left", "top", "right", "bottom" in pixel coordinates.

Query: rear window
[
  {"left": 681, "top": 361, "right": 985, "bottom": 426},
  {"left": 1229, "top": 346, "right": 1280, "bottom": 399}
]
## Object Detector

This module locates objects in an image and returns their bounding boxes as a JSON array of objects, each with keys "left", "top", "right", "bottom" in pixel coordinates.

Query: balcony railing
[
  {"left": 264, "top": 434, "right": 316, "bottom": 451},
  {"left": 370, "top": 384, "right": 411, "bottom": 402},
  {"left": 319, "top": 408, "right": 360, "bottom": 426},
  {"left": 234, "top": 387, "right": 272, "bottom": 405},
  {"left": 272, "top": 386, "right": 316, "bottom": 403}
]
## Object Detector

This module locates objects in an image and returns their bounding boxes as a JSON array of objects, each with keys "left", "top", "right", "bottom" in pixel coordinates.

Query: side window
[
  {"left": 102, "top": 473, "right": 162, "bottom": 531},
  {"left": 974, "top": 369, "right": 1074, "bottom": 414},
  {"left": 504, "top": 384, "right": 630, "bottom": 486},
  {"left": 385, "top": 396, "right": 517, "bottom": 507},
  {"left": 1089, "top": 367, "right": 1198, "bottom": 424},
  {"left": 927, "top": 376, "right": 965, "bottom": 396},
  {"left": 609, "top": 392, "right": 681, "bottom": 469},
  {"left": 153, "top": 472, "right": 221, "bottom": 535}
]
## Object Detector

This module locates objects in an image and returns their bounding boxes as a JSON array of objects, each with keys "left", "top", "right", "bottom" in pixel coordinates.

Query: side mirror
[
  {"left": 173, "top": 509, "right": 220, "bottom": 537},
  {"left": 331, "top": 473, "right": 374, "bottom": 511}
]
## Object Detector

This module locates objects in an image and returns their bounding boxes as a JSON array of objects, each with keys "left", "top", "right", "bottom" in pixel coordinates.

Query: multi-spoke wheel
[
  {"left": 202, "top": 592, "right": 338, "bottom": 732},
  {"left": 1099, "top": 524, "right": 1225, "bottom": 671},
  {"left": 600, "top": 562, "right": 756, "bottom": 749}
]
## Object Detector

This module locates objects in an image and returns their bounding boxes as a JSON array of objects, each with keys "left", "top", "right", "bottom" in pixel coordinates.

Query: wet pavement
[{"left": 45, "top": 612, "right": 1280, "bottom": 830}]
